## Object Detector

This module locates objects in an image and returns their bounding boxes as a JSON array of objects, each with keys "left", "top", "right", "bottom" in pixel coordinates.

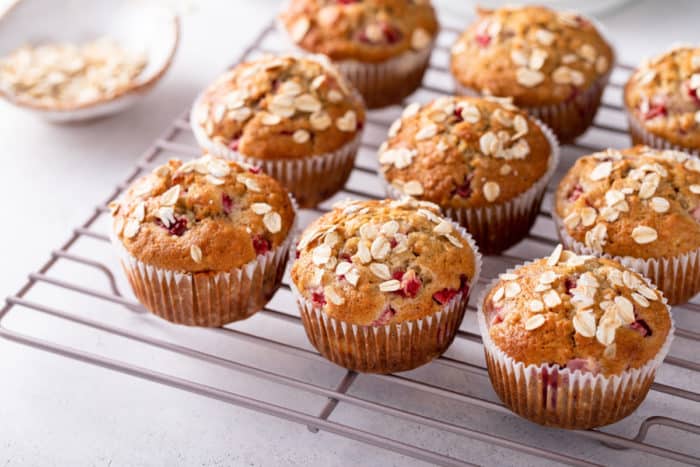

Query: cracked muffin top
[
  {"left": 379, "top": 96, "right": 553, "bottom": 208},
  {"left": 290, "top": 198, "right": 479, "bottom": 325},
  {"left": 192, "top": 55, "right": 365, "bottom": 160},
  {"left": 624, "top": 45, "right": 700, "bottom": 150},
  {"left": 482, "top": 247, "right": 671, "bottom": 376},
  {"left": 555, "top": 146, "right": 700, "bottom": 259},
  {"left": 111, "top": 154, "right": 296, "bottom": 272},
  {"left": 451, "top": 5, "right": 613, "bottom": 107},
  {"left": 279, "top": 0, "right": 439, "bottom": 63}
]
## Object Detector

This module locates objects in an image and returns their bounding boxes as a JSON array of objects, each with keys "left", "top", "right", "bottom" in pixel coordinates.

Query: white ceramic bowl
[{"left": 0, "top": 0, "right": 179, "bottom": 122}]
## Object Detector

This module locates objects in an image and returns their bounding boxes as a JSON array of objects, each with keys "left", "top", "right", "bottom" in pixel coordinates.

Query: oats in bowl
[{"left": 0, "top": 37, "right": 147, "bottom": 109}]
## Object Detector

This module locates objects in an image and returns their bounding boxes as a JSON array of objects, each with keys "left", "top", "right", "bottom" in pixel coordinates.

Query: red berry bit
[
  {"left": 371, "top": 305, "right": 396, "bottom": 326},
  {"left": 248, "top": 166, "right": 262, "bottom": 174},
  {"left": 336, "top": 0, "right": 359, "bottom": 4},
  {"left": 642, "top": 102, "right": 667, "bottom": 120},
  {"left": 564, "top": 276, "right": 578, "bottom": 295},
  {"left": 392, "top": 269, "right": 422, "bottom": 298},
  {"left": 692, "top": 205, "right": 700, "bottom": 223},
  {"left": 432, "top": 287, "right": 458, "bottom": 305},
  {"left": 567, "top": 183, "right": 584, "bottom": 202},
  {"left": 688, "top": 86, "right": 700, "bottom": 106},
  {"left": 311, "top": 290, "right": 326, "bottom": 308},
  {"left": 221, "top": 193, "right": 233, "bottom": 214},
  {"left": 158, "top": 217, "right": 188, "bottom": 236},
  {"left": 475, "top": 33, "right": 491, "bottom": 47},
  {"left": 252, "top": 234, "right": 271, "bottom": 255},
  {"left": 228, "top": 138, "right": 240, "bottom": 151},
  {"left": 380, "top": 22, "right": 402, "bottom": 44},
  {"left": 453, "top": 174, "right": 473, "bottom": 199},
  {"left": 629, "top": 319, "right": 652, "bottom": 337},
  {"left": 488, "top": 305, "right": 504, "bottom": 326}
]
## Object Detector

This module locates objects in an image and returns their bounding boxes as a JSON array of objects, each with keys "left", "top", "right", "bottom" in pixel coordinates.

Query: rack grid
[{"left": 2, "top": 11, "right": 699, "bottom": 467}]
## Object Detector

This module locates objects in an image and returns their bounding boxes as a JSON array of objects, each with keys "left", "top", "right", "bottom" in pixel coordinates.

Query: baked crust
[
  {"left": 624, "top": 45, "right": 700, "bottom": 150},
  {"left": 555, "top": 146, "right": 700, "bottom": 259},
  {"left": 111, "top": 154, "right": 295, "bottom": 272},
  {"left": 450, "top": 5, "right": 613, "bottom": 107},
  {"left": 482, "top": 250, "right": 671, "bottom": 376},
  {"left": 379, "top": 96, "right": 551, "bottom": 208},
  {"left": 279, "top": 0, "right": 439, "bottom": 63},
  {"left": 192, "top": 55, "right": 365, "bottom": 160},
  {"left": 290, "top": 198, "right": 477, "bottom": 325}
]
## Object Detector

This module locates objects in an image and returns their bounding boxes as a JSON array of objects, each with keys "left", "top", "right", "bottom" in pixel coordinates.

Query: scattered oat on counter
[{"left": 0, "top": 37, "right": 147, "bottom": 108}]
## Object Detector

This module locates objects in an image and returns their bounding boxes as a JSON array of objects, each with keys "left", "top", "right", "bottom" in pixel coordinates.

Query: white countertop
[{"left": 1, "top": 1, "right": 699, "bottom": 465}]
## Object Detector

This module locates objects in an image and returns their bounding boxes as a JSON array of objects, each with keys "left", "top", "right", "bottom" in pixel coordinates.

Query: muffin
[
  {"left": 290, "top": 197, "right": 481, "bottom": 373},
  {"left": 191, "top": 54, "right": 365, "bottom": 208},
  {"left": 279, "top": 0, "right": 439, "bottom": 108},
  {"left": 554, "top": 146, "right": 700, "bottom": 305},
  {"left": 379, "top": 96, "right": 559, "bottom": 254},
  {"left": 450, "top": 5, "right": 614, "bottom": 143},
  {"left": 110, "top": 154, "right": 297, "bottom": 326},
  {"left": 478, "top": 247, "right": 674, "bottom": 429},
  {"left": 624, "top": 45, "right": 700, "bottom": 155}
]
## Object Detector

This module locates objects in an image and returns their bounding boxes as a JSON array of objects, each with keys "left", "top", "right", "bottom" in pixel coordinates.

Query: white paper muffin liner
[
  {"left": 476, "top": 258, "right": 675, "bottom": 429},
  {"left": 626, "top": 110, "right": 700, "bottom": 157},
  {"left": 331, "top": 44, "right": 434, "bottom": 109},
  {"left": 381, "top": 117, "right": 560, "bottom": 254},
  {"left": 454, "top": 70, "right": 611, "bottom": 144},
  {"left": 291, "top": 221, "right": 482, "bottom": 374},
  {"left": 553, "top": 211, "right": 700, "bottom": 305},
  {"left": 112, "top": 196, "right": 298, "bottom": 327}
]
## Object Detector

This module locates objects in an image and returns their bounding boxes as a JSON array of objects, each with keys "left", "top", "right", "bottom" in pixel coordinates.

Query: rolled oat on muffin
[
  {"left": 478, "top": 247, "right": 673, "bottom": 429},
  {"left": 191, "top": 54, "right": 365, "bottom": 208},
  {"left": 110, "top": 154, "right": 297, "bottom": 326},
  {"left": 554, "top": 145, "right": 700, "bottom": 304},
  {"left": 290, "top": 197, "right": 481, "bottom": 373},
  {"left": 279, "top": 0, "right": 439, "bottom": 108},
  {"left": 624, "top": 45, "right": 700, "bottom": 155},
  {"left": 450, "top": 5, "right": 614, "bottom": 143},
  {"left": 379, "top": 96, "right": 559, "bottom": 254}
]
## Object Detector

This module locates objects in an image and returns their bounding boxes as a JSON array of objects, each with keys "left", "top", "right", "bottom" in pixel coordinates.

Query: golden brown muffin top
[
  {"left": 451, "top": 6, "right": 614, "bottom": 106},
  {"left": 192, "top": 55, "right": 365, "bottom": 160},
  {"left": 290, "top": 198, "right": 478, "bottom": 325},
  {"left": 555, "top": 146, "right": 700, "bottom": 259},
  {"left": 379, "top": 96, "right": 553, "bottom": 208},
  {"left": 482, "top": 248, "right": 671, "bottom": 376},
  {"left": 111, "top": 155, "right": 296, "bottom": 272},
  {"left": 624, "top": 45, "right": 700, "bottom": 150},
  {"left": 279, "top": 0, "right": 439, "bottom": 63}
]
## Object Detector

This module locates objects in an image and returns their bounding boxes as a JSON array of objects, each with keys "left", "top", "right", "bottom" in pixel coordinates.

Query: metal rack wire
[{"left": 1, "top": 12, "right": 699, "bottom": 467}]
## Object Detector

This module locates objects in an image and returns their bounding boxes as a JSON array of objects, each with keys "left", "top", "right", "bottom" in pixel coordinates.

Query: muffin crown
[
  {"left": 193, "top": 55, "right": 365, "bottom": 160},
  {"left": 624, "top": 45, "right": 700, "bottom": 149},
  {"left": 451, "top": 5, "right": 613, "bottom": 106},
  {"left": 483, "top": 249, "right": 671, "bottom": 376},
  {"left": 111, "top": 154, "right": 296, "bottom": 272},
  {"left": 290, "top": 198, "right": 478, "bottom": 325},
  {"left": 379, "top": 96, "right": 552, "bottom": 207},
  {"left": 556, "top": 146, "right": 700, "bottom": 259},
  {"left": 280, "top": 0, "right": 439, "bottom": 63}
]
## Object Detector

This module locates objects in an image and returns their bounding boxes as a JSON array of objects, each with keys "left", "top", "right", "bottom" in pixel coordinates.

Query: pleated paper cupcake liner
[
  {"left": 476, "top": 260, "right": 675, "bottom": 429},
  {"left": 112, "top": 196, "right": 298, "bottom": 327},
  {"left": 331, "top": 44, "right": 434, "bottom": 109},
  {"left": 381, "top": 117, "right": 560, "bottom": 255},
  {"left": 454, "top": 71, "right": 611, "bottom": 144},
  {"left": 553, "top": 211, "right": 700, "bottom": 305},
  {"left": 291, "top": 221, "right": 482, "bottom": 374},
  {"left": 626, "top": 110, "right": 700, "bottom": 157}
]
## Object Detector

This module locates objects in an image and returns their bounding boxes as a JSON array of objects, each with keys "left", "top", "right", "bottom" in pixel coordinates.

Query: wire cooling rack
[{"left": 1, "top": 11, "right": 699, "bottom": 467}]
